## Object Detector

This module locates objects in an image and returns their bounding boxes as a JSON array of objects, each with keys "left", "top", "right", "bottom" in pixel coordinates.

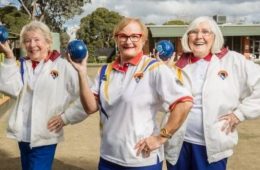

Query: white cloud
[
  {"left": 0, "top": 0, "right": 10, "bottom": 6},
  {"left": 64, "top": 0, "right": 260, "bottom": 27},
  {"left": 0, "top": 0, "right": 19, "bottom": 8}
]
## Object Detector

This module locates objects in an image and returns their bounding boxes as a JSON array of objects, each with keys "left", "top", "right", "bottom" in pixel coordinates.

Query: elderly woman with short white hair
[
  {"left": 0, "top": 21, "right": 87, "bottom": 170},
  {"left": 163, "top": 16, "right": 260, "bottom": 170}
]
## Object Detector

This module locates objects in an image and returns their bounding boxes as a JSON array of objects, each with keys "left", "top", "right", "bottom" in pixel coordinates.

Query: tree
[
  {"left": 17, "top": 0, "right": 91, "bottom": 31},
  {"left": 77, "top": 7, "right": 123, "bottom": 62},
  {"left": 60, "top": 29, "right": 70, "bottom": 51},
  {"left": 163, "top": 19, "right": 187, "bottom": 25},
  {"left": 0, "top": 6, "right": 29, "bottom": 34}
]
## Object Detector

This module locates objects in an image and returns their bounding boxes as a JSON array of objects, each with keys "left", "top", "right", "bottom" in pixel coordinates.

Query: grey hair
[
  {"left": 20, "top": 21, "right": 53, "bottom": 49},
  {"left": 181, "top": 16, "right": 224, "bottom": 54}
]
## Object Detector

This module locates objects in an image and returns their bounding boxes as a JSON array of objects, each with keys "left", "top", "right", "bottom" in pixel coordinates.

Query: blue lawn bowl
[
  {"left": 67, "top": 40, "right": 88, "bottom": 62},
  {"left": 156, "top": 40, "right": 175, "bottom": 61},
  {"left": 0, "top": 25, "right": 8, "bottom": 43}
]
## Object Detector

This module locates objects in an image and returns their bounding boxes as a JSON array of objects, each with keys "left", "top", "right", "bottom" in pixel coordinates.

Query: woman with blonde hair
[{"left": 69, "top": 17, "right": 193, "bottom": 170}]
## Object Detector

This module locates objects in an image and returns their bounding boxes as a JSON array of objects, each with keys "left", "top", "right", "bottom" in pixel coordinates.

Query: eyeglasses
[
  {"left": 188, "top": 29, "right": 213, "bottom": 37},
  {"left": 116, "top": 33, "right": 142, "bottom": 42}
]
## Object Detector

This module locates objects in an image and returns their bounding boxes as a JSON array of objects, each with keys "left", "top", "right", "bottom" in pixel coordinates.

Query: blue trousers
[
  {"left": 166, "top": 141, "right": 227, "bottom": 170},
  {"left": 98, "top": 157, "right": 163, "bottom": 170},
  {"left": 18, "top": 142, "right": 57, "bottom": 170}
]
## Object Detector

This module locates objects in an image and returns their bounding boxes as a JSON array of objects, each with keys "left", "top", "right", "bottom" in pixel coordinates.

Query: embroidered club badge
[
  {"left": 50, "top": 70, "right": 59, "bottom": 79},
  {"left": 218, "top": 70, "right": 228, "bottom": 80}
]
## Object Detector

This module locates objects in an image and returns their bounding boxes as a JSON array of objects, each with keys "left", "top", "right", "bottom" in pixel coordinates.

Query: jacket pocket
[{"left": 209, "top": 120, "right": 238, "bottom": 151}]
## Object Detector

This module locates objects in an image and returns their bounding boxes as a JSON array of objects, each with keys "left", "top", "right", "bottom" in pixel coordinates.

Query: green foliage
[
  {"left": 163, "top": 20, "right": 187, "bottom": 25},
  {"left": 60, "top": 31, "right": 70, "bottom": 51},
  {"left": 77, "top": 7, "right": 123, "bottom": 63},
  {"left": 18, "top": 0, "right": 91, "bottom": 31},
  {"left": 0, "top": 6, "right": 29, "bottom": 35}
]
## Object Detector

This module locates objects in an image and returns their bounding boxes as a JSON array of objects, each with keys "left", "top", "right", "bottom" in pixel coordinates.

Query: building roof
[{"left": 148, "top": 24, "right": 260, "bottom": 37}]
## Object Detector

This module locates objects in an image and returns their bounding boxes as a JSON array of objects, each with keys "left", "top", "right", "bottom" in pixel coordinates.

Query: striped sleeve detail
[
  {"left": 170, "top": 64, "right": 184, "bottom": 85},
  {"left": 140, "top": 58, "right": 152, "bottom": 71},
  {"left": 169, "top": 96, "right": 193, "bottom": 111},
  {"left": 148, "top": 62, "right": 163, "bottom": 71},
  {"left": 176, "top": 67, "right": 183, "bottom": 85},
  {"left": 103, "top": 63, "right": 113, "bottom": 101}
]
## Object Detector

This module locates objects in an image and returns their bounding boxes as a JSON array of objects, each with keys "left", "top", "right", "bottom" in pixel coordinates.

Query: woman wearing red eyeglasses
[{"left": 69, "top": 17, "right": 193, "bottom": 170}]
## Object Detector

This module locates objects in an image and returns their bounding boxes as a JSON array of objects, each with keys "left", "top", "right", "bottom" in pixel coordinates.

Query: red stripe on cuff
[{"left": 169, "top": 96, "right": 193, "bottom": 111}]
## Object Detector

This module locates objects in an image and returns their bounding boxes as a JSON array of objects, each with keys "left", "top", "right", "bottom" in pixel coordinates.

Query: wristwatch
[{"left": 160, "top": 128, "right": 172, "bottom": 139}]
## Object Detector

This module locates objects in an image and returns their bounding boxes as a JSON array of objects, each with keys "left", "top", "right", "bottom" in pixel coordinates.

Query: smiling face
[
  {"left": 115, "top": 21, "right": 145, "bottom": 61},
  {"left": 23, "top": 29, "right": 50, "bottom": 61},
  {"left": 188, "top": 21, "right": 215, "bottom": 58}
]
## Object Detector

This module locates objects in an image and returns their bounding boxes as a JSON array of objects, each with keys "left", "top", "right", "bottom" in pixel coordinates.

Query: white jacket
[
  {"left": 163, "top": 49, "right": 260, "bottom": 164},
  {"left": 0, "top": 52, "right": 87, "bottom": 147}
]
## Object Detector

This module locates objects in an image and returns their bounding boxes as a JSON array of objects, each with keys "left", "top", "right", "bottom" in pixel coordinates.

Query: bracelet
[{"left": 160, "top": 128, "right": 172, "bottom": 139}]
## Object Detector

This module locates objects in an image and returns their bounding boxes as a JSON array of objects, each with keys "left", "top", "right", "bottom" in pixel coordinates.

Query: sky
[
  {"left": 1, "top": 0, "right": 260, "bottom": 28},
  {"left": 64, "top": 0, "right": 260, "bottom": 27}
]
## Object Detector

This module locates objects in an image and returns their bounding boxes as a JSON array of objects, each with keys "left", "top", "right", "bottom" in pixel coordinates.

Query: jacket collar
[
  {"left": 45, "top": 50, "right": 60, "bottom": 62},
  {"left": 25, "top": 50, "right": 61, "bottom": 62},
  {"left": 26, "top": 50, "right": 61, "bottom": 70},
  {"left": 112, "top": 52, "right": 143, "bottom": 72},
  {"left": 190, "top": 53, "right": 212, "bottom": 63},
  {"left": 175, "top": 48, "right": 229, "bottom": 69}
]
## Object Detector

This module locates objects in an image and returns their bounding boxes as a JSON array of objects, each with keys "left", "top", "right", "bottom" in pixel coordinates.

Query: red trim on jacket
[
  {"left": 27, "top": 50, "right": 61, "bottom": 70},
  {"left": 190, "top": 53, "right": 212, "bottom": 63},
  {"left": 216, "top": 47, "right": 228, "bottom": 59},
  {"left": 112, "top": 52, "right": 143, "bottom": 73},
  {"left": 169, "top": 96, "right": 193, "bottom": 111},
  {"left": 45, "top": 50, "right": 60, "bottom": 62},
  {"left": 31, "top": 61, "right": 39, "bottom": 70},
  {"left": 176, "top": 48, "right": 229, "bottom": 69}
]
